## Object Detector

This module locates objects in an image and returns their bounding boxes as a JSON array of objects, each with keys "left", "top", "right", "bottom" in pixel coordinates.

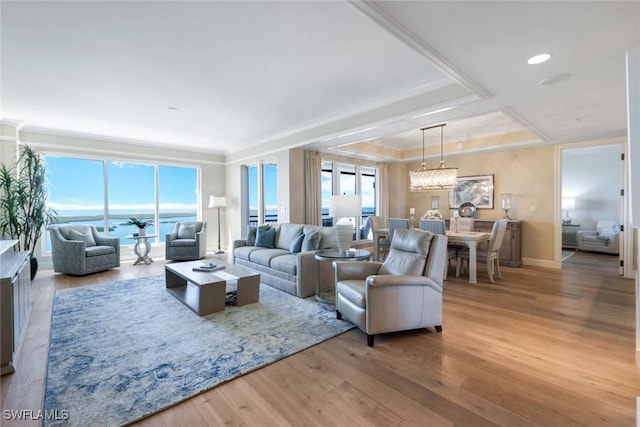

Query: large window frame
[
  {"left": 245, "top": 162, "right": 278, "bottom": 226},
  {"left": 44, "top": 154, "right": 200, "bottom": 252},
  {"left": 321, "top": 161, "right": 378, "bottom": 241}
]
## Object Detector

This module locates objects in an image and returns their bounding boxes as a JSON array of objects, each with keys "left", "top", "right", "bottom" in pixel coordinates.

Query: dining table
[
  {"left": 372, "top": 227, "right": 490, "bottom": 284},
  {"left": 445, "top": 230, "right": 490, "bottom": 284}
]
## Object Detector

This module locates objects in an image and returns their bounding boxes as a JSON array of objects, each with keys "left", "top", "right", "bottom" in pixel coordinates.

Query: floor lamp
[{"left": 209, "top": 195, "right": 227, "bottom": 254}]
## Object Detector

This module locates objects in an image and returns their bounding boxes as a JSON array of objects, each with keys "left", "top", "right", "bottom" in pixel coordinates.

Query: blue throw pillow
[
  {"left": 255, "top": 227, "right": 276, "bottom": 248},
  {"left": 246, "top": 224, "right": 269, "bottom": 246},
  {"left": 301, "top": 231, "right": 321, "bottom": 252},
  {"left": 289, "top": 233, "right": 304, "bottom": 254}
]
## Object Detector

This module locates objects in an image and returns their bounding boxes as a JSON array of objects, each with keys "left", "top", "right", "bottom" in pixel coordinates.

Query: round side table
[
  {"left": 314, "top": 248, "right": 370, "bottom": 304},
  {"left": 126, "top": 234, "right": 157, "bottom": 265}
]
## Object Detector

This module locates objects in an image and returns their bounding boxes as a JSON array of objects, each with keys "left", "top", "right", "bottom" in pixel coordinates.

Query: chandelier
[{"left": 409, "top": 123, "right": 458, "bottom": 191}]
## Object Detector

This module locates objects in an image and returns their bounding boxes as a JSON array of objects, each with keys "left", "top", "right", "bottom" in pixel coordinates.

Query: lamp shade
[
  {"left": 561, "top": 197, "right": 575, "bottom": 210},
  {"left": 329, "top": 194, "right": 361, "bottom": 218},
  {"left": 208, "top": 195, "right": 227, "bottom": 209}
]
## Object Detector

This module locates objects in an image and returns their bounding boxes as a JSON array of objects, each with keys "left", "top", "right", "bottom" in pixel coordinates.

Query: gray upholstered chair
[
  {"left": 165, "top": 221, "right": 207, "bottom": 261},
  {"left": 49, "top": 224, "right": 120, "bottom": 276},
  {"left": 456, "top": 219, "right": 508, "bottom": 283},
  {"left": 334, "top": 228, "right": 448, "bottom": 347}
]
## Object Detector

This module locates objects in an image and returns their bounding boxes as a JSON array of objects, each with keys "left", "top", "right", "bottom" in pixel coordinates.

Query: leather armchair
[
  {"left": 165, "top": 221, "right": 207, "bottom": 261},
  {"left": 576, "top": 220, "right": 620, "bottom": 255},
  {"left": 50, "top": 224, "right": 120, "bottom": 276},
  {"left": 334, "top": 228, "right": 448, "bottom": 346}
]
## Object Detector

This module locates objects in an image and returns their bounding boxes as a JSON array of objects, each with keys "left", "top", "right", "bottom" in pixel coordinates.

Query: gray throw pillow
[
  {"left": 68, "top": 228, "right": 96, "bottom": 247},
  {"left": 289, "top": 233, "right": 304, "bottom": 254},
  {"left": 301, "top": 231, "right": 321, "bottom": 252},
  {"left": 255, "top": 227, "right": 276, "bottom": 248},
  {"left": 178, "top": 224, "right": 197, "bottom": 239}
]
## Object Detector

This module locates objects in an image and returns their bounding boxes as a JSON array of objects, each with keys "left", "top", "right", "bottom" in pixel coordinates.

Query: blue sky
[{"left": 45, "top": 157, "right": 197, "bottom": 213}]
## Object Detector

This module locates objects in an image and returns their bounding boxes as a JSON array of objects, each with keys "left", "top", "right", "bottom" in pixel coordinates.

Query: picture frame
[{"left": 449, "top": 175, "right": 494, "bottom": 209}]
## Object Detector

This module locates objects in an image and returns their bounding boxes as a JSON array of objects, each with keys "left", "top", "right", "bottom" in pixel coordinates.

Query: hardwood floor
[{"left": 2, "top": 251, "right": 638, "bottom": 426}]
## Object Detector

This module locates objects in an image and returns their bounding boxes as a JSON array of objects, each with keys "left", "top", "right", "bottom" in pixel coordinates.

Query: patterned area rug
[{"left": 44, "top": 275, "right": 353, "bottom": 426}]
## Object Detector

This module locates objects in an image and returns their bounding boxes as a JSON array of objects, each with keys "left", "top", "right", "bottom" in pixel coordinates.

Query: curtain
[
  {"left": 304, "top": 150, "right": 321, "bottom": 225},
  {"left": 377, "top": 162, "right": 389, "bottom": 223}
]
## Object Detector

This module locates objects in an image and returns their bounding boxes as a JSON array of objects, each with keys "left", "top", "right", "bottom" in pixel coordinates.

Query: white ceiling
[{"left": 1, "top": 1, "right": 638, "bottom": 161}]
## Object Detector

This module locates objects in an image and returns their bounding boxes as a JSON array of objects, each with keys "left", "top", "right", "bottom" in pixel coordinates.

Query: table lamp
[{"left": 329, "top": 194, "right": 361, "bottom": 253}]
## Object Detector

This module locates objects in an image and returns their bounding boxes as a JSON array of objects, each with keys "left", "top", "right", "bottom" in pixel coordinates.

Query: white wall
[{"left": 562, "top": 144, "right": 622, "bottom": 230}]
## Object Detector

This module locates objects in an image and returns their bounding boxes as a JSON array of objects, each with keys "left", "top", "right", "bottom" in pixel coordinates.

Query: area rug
[
  {"left": 44, "top": 275, "right": 353, "bottom": 426},
  {"left": 562, "top": 249, "right": 576, "bottom": 261}
]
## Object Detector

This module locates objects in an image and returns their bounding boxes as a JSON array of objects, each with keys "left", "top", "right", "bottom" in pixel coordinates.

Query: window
[
  {"left": 45, "top": 155, "right": 198, "bottom": 251},
  {"left": 321, "top": 161, "right": 378, "bottom": 240},
  {"left": 246, "top": 163, "right": 278, "bottom": 226}
]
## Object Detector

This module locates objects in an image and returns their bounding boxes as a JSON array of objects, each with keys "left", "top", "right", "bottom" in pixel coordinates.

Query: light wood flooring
[{"left": 1, "top": 250, "right": 638, "bottom": 426}]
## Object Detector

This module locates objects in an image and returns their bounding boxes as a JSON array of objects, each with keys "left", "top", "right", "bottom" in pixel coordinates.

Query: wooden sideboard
[
  {"left": 0, "top": 240, "right": 31, "bottom": 375},
  {"left": 445, "top": 219, "right": 522, "bottom": 267}
]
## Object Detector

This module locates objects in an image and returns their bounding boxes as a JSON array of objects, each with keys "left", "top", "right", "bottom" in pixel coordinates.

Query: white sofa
[
  {"left": 232, "top": 223, "right": 337, "bottom": 298},
  {"left": 576, "top": 220, "right": 620, "bottom": 255}
]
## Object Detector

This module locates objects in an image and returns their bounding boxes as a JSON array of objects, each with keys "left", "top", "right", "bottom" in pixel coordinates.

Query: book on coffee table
[{"left": 192, "top": 263, "right": 225, "bottom": 273}]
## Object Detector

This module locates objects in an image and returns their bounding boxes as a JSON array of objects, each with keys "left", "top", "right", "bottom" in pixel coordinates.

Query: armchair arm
[
  {"left": 49, "top": 228, "right": 86, "bottom": 272},
  {"left": 165, "top": 231, "right": 178, "bottom": 244},
  {"left": 334, "top": 260, "right": 382, "bottom": 282},
  {"left": 196, "top": 225, "right": 207, "bottom": 258},
  {"left": 366, "top": 274, "right": 443, "bottom": 293}
]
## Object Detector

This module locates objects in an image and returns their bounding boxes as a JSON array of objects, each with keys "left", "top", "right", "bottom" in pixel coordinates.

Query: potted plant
[
  {"left": 124, "top": 218, "right": 154, "bottom": 236},
  {"left": 0, "top": 144, "right": 57, "bottom": 279}
]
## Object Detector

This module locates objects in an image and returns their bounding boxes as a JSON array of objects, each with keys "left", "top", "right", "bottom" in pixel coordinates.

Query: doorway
[{"left": 560, "top": 142, "right": 624, "bottom": 274}]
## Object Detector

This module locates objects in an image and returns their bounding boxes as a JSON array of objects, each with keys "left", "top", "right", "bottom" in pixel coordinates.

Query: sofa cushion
[
  {"left": 85, "top": 245, "right": 115, "bottom": 257},
  {"left": 248, "top": 248, "right": 290, "bottom": 267},
  {"left": 301, "top": 231, "right": 321, "bottom": 252},
  {"left": 255, "top": 227, "right": 276, "bottom": 248},
  {"left": 270, "top": 254, "right": 297, "bottom": 276},
  {"left": 276, "top": 223, "right": 304, "bottom": 250},
  {"left": 169, "top": 238, "right": 196, "bottom": 247},
  {"left": 234, "top": 245, "right": 263, "bottom": 261},
  {"left": 68, "top": 228, "right": 97, "bottom": 247},
  {"left": 303, "top": 225, "right": 336, "bottom": 249},
  {"left": 289, "top": 233, "right": 304, "bottom": 254}
]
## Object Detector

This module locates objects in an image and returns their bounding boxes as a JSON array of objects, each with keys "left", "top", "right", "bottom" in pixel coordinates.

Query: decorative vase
[{"left": 138, "top": 227, "right": 146, "bottom": 236}]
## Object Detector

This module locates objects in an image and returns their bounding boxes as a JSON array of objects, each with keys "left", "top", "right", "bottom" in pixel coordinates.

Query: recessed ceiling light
[
  {"left": 527, "top": 53, "right": 551, "bottom": 65},
  {"left": 168, "top": 106, "right": 178, "bottom": 111}
]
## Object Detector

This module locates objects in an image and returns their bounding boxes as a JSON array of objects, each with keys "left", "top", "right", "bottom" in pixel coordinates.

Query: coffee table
[{"left": 165, "top": 260, "right": 260, "bottom": 315}]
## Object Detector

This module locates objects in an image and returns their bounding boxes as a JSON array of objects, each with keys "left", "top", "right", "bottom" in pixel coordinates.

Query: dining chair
[
  {"left": 387, "top": 218, "right": 410, "bottom": 244},
  {"left": 419, "top": 219, "right": 458, "bottom": 280},
  {"left": 456, "top": 219, "right": 508, "bottom": 283},
  {"left": 369, "top": 216, "right": 391, "bottom": 260},
  {"left": 450, "top": 217, "right": 475, "bottom": 232}
]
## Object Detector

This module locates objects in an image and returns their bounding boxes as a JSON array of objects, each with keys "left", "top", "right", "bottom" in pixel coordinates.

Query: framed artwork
[{"left": 449, "top": 175, "right": 494, "bottom": 209}]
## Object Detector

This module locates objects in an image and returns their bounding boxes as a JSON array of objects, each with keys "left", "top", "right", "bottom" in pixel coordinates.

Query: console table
[{"left": 0, "top": 240, "right": 31, "bottom": 375}]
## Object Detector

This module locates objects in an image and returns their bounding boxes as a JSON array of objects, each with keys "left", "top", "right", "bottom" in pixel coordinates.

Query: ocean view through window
[{"left": 44, "top": 156, "right": 198, "bottom": 252}]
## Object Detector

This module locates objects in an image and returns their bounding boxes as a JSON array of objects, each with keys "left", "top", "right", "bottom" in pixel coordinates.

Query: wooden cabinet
[
  {"left": 445, "top": 219, "right": 522, "bottom": 267},
  {"left": 1, "top": 240, "right": 31, "bottom": 375}
]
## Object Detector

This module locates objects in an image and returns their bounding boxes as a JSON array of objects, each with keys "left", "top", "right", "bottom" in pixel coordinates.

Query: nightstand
[{"left": 561, "top": 224, "right": 581, "bottom": 249}]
